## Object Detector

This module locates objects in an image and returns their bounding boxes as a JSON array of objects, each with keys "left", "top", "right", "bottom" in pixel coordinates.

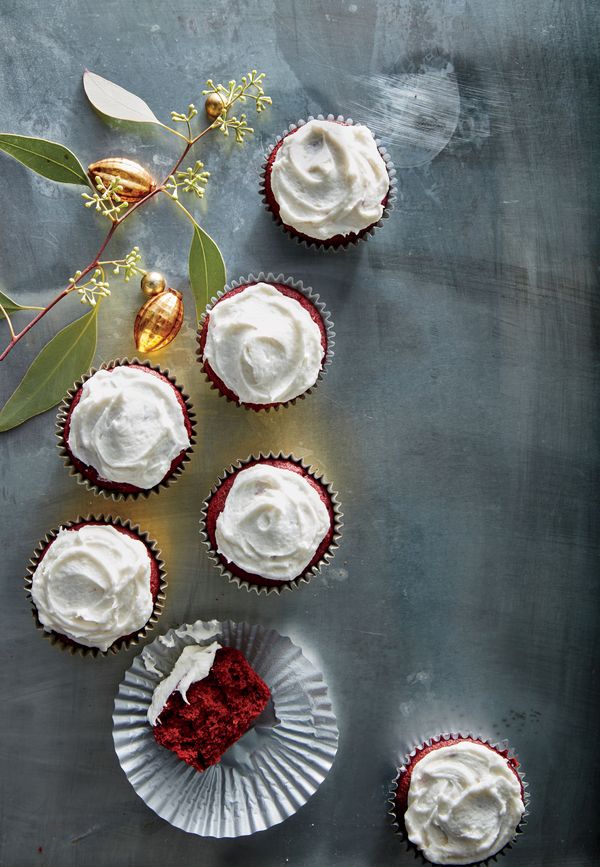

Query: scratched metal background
[{"left": 1, "top": 0, "right": 599, "bottom": 865}]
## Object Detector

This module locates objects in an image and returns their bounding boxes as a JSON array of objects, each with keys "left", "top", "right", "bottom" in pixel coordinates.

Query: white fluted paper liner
[
  {"left": 388, "top": 732, "right": 530, "bottom": 866},
  {"left": 197, "top": 272, "right": 335, "bottom": 411},
  {"left": 260, "top": 113, "right": 397, "bottom": 251},
  {"left": 113, "top": 619, "right": 339, "bottom": 837}
]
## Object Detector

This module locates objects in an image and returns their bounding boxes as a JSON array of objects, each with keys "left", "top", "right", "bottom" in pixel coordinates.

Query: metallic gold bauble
[
  {"left": 134, "top": 288, "right": 184, "bottom": 353},
  {"left": 205, "top": 92, "right": 225, "bottom": 119},
  {"left": 88, "top": 158, "right": 156, "bottom": 203},
  {"left": 140, "top": 271, "right": 167, "bottom": 296}
]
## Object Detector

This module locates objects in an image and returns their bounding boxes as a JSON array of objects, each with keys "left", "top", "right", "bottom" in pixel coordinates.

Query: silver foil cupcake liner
[
  {"left": 113, "top": 619, "right": 339, "bottom": 837},
  {"left": 24, "top": 515, "right": 167, "bottom": 658},
  {"left": 260, "top": 113, "right": 397, "bottom": 252},
  {"left": 388, "top": 732, "right": 530, "bottom": 866},
  {"left": 55, "top": 357, "right": 196, "bottom": 501},
  {"left": 199, "top": 451, "right": 343, "bottom": 596},
  {"left": 196, "top": 271, "right": 335, "bottom": 411}
]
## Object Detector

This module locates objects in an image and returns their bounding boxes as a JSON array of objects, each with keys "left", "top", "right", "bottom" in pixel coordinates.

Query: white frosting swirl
[
  {"left": 67, "top": 366, "right": 190, "bottom": 489},
  {"left": 405, "top": 741, "right": 524, "bottom": 865},
  {"left": 148, "top": 641, "right": 221, "bottom": 726},
  {"left": 204, "top": 282, "right": 324, "bottom": 404},
  {"left": 31, "top": 524, "right": 154, "bottom": 652},
  {"left": 269, "top": 119, "right": 389, "bottom": 240},
  {"left": 216, "top": 464, "right": 330, "bottom": 580}
]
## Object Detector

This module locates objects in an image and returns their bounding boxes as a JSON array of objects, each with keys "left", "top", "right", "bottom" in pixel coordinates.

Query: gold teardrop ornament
[
  {"left": 88, "top": 158, "right": 156, "bottom": 203},
  {"left": 205, "top": 92, "right": 225, "bottom": 119},
  {"left": 134, "top": 288, "right": 184, "bottom": 353},
  {"left": 140, "top": 270, "right": 166, "bottom": 296}
]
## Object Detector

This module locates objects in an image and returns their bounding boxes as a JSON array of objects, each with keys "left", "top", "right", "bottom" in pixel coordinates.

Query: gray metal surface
[{"left": 0, "top": 1, "right": 598, "bottom": 865}]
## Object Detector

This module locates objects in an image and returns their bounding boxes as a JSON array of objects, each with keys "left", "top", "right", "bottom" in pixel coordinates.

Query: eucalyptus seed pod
[
  {"left": 134, "top": 288, "right": 184, "bottom": 353},
  {"left": 88, "top": 158, "right": 156, "bottom": 203}
]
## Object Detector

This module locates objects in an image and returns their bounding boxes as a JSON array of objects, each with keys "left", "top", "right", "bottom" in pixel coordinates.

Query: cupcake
[
  {"left": 262, "top": 115, "right": 395, "bottom": 249},
  {"left": 148, "top": 640, "right": 271, "bottom": 772},
  {"left": 26, "top": 518, "right": 166, "bottom": 655},
  {"left": 391, "top": 735, "right": 527, "bottom": 865},
  {"left": 57, "top": 359, "right": 194, "bottom": 499},
  {"left": 197, "top": 274, "right": 334, "bottom": 410},
  {"left": 201, "top": 454, "right": 342, "bottom": 593}
]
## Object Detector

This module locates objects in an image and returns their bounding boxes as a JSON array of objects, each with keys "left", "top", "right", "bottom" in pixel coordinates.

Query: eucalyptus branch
[{"left": 0, "top": 69, "right": 271, "bottom": 364}]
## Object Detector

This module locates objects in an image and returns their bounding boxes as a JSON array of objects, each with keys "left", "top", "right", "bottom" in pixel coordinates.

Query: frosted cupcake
[
  {"left": 201, "top": 454, "right": 342, "bottom": 593},
  {"left": 262, "top": 116, "right": 395, "bottom": 249},
  {"left": 58, "top": 360, "right": 194, "bottom": 498},
  {"left": 391, "top": 735, "right": 528, "bottom": 865},
  {"left": 26, "top": 519, "right": 165, "bottom": 655},
  {"left": 198, "top": 276, "right": 333, "bottom": 410}
]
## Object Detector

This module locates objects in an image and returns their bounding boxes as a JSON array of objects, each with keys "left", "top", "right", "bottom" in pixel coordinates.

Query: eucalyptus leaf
[
  {"left": 0, "top": 134, "right": 89, "bottom": 185},
  {"left": 83, "top": 70, "right": 160, "bottom": 125},
  {"left": 0, "top": 307, "right": 97, "bottom": 432},
  {"left": 189, "top": 224, "right": 226, "bottom": 323},
  {"left": 0, "top": 290, "right": 36, "bottom": 317}
]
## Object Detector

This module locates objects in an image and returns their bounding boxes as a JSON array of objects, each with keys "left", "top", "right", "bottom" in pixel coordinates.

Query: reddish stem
[{"left": 0, "top": 124, "right": 211, "bottom": 362}]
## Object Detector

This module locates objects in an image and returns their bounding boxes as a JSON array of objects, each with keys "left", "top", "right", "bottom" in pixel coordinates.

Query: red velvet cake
[
  {"left": 263, "top": 119, "right": 391, "bottom": 249},
  {"left": 198, "top": 281, "right": 328, "bottom": 410},
  {"left": 153, "top": 647, "right": 270, "bottom": 772},
  {"left": 204, "top": 458, "right": 336, "bottom": 589},
  {"left": 61, "top": 362, "right": 193, "bottom": 496}
]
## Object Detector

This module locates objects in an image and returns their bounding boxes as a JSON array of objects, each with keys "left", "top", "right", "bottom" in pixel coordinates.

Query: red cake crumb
[
  {"left": 33, "top": 521, "right": 161, "bottom": 650},
  {"left": 63, "top": 364, "right": 193, "bottom": 495},
  {"left": 153, "top": 647, "right": 270, "bottom": 772},
  {"left": 205, "top": 458, "right": 335, "bottom": 588},
  {"left": 263, "top": 122, "right": 391, "bottom": 249},
  {"left": 394, "top": 737, "right": 524, "bottom": 834},
  {"left": 198, "top": 282, "right": 328, "bottom": 410}
]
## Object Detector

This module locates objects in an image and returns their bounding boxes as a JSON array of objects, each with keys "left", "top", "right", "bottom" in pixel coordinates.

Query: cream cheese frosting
[
  {"left": 30, "top": 524, "right": 154, "bottom": 652},
  {"left": 216, "top": 464, "right": 330, "bottom": 580},
  {"left": 203, "top": 282, "right": 324, "bottom": 404},
  {"left": 67, "top": 366, "right": 190, "bottom": 489},
  {"left": 269, "top": 119, "right": 389, "bottom": 240},
  {"left": 404, "top": 741, "right": 524, "bottom": 865},
  {"left": 148, "top": 641, "right": 221, "bottom": 726}
]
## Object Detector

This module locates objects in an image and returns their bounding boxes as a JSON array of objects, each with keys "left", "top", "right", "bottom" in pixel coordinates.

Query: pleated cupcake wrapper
[
  {"left": 55, "top": 357, "right": 196, "bottom": 502},
  {"left": 199, "top": 452, "right": 343, "bottom": 596},
  {"left": 196, "top": 272, "right": 335, "bottom": 412},
  {"left": 388, "top": 732, "right": 530, "bottom": 866},
  {"left": 24, "top": 515, "right": 167, "bottom": 658},
  {"left": 260, "top": 113, "right": 397, "bottom": 251},
  {"left": 113, "top": 619, "right": 339, "bottom": 837}
]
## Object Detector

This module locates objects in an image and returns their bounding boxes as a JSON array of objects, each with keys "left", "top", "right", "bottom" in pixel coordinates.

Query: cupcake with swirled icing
[
  {"left": 27, "top": 520, "right": 164, "bottom": 653},
  {"left": 263, "top": 117, "right": 392, "bottom": 248},
  {"left": 60, "top": 361, "right": 194, "bottom": 496},
  {"left": 202, "top": 456, "right": 340, "bottom": 590},
  {"left": 392, "top": 736, "right": 527, "bottom": 865},
  {"left": 198, "top": 280, "right": 330, "bottom": 409}
]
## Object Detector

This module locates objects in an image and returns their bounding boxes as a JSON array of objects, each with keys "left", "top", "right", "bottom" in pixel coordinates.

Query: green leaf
[
  {"left": 0, "top": 307, "right": 97, "bottom": 432},
  {"left": 0, "top": 290, "right": 36, "bottom": 317},
  {"left": 0, "top": 134, "right": 89, "bottom": 185},
  {"left": 83, "top": 70, "right": 160, "bottom": 125},
  {"left": 189, "top": 223, "right": 226, "bottom": 323}
]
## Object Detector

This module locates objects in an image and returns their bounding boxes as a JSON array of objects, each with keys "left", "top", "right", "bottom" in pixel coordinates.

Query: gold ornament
[
  {"left": 205, "top": 92, "right": 225, "bottom": 119},
  {"left": 134, "top": 287, "right": 184, "bottom": 353},
  {"left": 141, "top": 271, "right": 166, "bottom": 296},
  {"left": 88, "top": 158, "right": 156, "bottom": 203}
]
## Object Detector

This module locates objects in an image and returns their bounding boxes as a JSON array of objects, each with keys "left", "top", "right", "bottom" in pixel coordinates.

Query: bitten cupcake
[
  {"left": 57, "top": 360, "right": 194, "bottom": 498},
  {"left": 198, "top": 275, "right": 333, "bottom": 410},
  {"left": 391, "top": 735, "right": 527, "bottom": 865},
  {"left": 26, "top": 519, "right": 165, "bottom": 655},
  {"left": 262, "top": 115, "right": 395, "bottom": 249},
  {"left": 201, "top": 454, "right": 342, "bottom": 593},
  {"left": 148, "top": 640, "right": 271, "bottom": 772}
]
